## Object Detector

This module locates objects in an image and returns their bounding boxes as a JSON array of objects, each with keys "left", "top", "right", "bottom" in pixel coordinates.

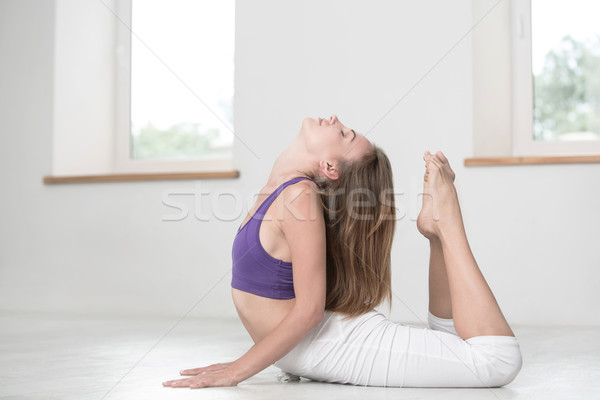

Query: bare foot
[
  {"left": 434, "top": 150, "right": 455, "bottom": 182},
  {"left": 416, "top": 151, "right": 462, "bottom": 240}
]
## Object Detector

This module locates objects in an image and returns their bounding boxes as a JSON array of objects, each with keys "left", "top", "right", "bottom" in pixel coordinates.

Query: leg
[
  {"left": 297, "top": 309, "right": 522, "bottom": 387},
  {"left": 423, "top": 154, "right": 453, "bottom": 320},
  {"left": 427, "top": 237, "right": 452, "bottom": 319},
  {"left": 417, "top": 151, "right": 514, "bottom": 340},
  {"left": 425, "top": 155, "right": 455, "bottom": 320},
  {"left": 427, "top": 237, "right": 459, "bottom": 336}
]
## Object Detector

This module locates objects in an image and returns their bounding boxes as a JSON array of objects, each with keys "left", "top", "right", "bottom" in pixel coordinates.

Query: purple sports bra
[{"left": 231, "top": 176, "right": 312, "bottom": 299}]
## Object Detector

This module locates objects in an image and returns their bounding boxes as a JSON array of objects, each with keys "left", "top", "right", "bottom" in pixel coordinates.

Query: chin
[
  {"left": 299, "top": 117, "right": 316, "bottom": 136},
  {"left": 301, "top": 116, "right": 316, "bottom": 127},
  {"left": 299, "top": 117, "right": 319, "bottom": 148}
]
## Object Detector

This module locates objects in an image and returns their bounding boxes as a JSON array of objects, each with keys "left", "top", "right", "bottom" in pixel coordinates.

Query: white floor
[{"left": 1, "top": 311, "right": 598, "bottom": 400}]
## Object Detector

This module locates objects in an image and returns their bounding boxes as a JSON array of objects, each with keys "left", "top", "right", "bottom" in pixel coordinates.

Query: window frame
[
  {"left": 511, "top": 0, "right": 600, "bottom": 156},
  {"left": 114, "top": 0, "right": 234, "bottom": 173}
]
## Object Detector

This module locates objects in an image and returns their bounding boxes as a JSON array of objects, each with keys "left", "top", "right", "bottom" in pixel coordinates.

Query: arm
[
  {"left": 229, "top": 304, "right": 323, "bottom": 382},
  {"left": 163, "top": 182, "right": 327, "bottom": 388},
  {"left": 228, "top": 181, "right": 327, "bottom": 382}
]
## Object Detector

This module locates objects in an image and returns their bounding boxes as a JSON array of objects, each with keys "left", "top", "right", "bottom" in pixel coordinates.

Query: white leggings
[{"left": 273, "top": 309, "right": 522, "bottom": 387}]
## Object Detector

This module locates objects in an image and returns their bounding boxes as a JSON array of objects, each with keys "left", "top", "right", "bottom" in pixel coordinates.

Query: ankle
[
  {"left": 437, "top": 220, "right": 467, "bottom": 246},
  {"left": 429, "top": 236, "right": 442, "bottom": 247}
]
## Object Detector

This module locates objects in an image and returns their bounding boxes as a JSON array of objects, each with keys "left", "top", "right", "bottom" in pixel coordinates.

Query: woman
[{"left": 162, "top": 115, "right": 522, "bottom": 389}]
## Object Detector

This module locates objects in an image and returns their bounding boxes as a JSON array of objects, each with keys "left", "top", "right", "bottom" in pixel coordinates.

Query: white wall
[
  {"left": 472, "top": 0, "right": 513, "bottom": 156},
  {"left": 0, "top": 0, "right": 598, "bottom": 325},
  {"left": 53, "top": 0, "right": 116, "bottom": 175}
]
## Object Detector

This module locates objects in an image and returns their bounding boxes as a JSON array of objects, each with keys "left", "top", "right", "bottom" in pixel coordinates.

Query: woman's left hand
[{"left": 162, "top": 367, "right": 239, "bottom": 389}]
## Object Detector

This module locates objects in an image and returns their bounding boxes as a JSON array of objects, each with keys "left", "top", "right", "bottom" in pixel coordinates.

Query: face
[{"left": 300, "top": 114, "right": 372, "bottom": 164}]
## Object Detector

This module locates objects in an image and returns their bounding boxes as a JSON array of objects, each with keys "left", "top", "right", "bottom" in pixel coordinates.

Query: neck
[{"left": 266, "top": 137, "right": 317, "bottom": 187}]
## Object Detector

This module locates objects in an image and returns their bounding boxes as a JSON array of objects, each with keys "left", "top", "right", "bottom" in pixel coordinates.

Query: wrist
[{"left": 227, "top": 361, "right": 249, "bottom": 384}]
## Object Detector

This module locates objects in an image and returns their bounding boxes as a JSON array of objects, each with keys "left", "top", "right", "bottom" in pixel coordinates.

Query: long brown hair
[{"left": 310, "top": 144, "right": 396, "bottom": 320}]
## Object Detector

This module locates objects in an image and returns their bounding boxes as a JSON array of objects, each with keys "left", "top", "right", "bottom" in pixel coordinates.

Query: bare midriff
[
  {"left": 231, "top": 184, "right": 298, "bottom": 344},
  {"left": 231, "top": 288, "right": 296, "bottom": 344}
]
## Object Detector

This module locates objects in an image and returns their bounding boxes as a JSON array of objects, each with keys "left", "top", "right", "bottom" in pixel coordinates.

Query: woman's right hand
[{"left": 179, "top": 362, "right": 234, "bottom": 376}]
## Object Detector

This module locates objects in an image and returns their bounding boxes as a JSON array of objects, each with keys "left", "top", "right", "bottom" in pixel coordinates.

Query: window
[
  {"left": 512, "top": 0, "right": 600, "bottom": 156},
  {"left": 115, "top": 0, "right": 235, "bottom": 173}
]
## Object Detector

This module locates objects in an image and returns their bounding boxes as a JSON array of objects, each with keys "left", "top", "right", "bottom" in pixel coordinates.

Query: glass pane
[
  {"left": 130, "top": 0, "right": 234, "bottom": 160},
  {"left": 531, "top": 0, "right": 600, "bottom": 141}
]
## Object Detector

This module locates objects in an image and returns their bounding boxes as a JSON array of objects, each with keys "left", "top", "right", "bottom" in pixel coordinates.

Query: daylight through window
[
  {"left": 531, "top": 0, "right": 600, "bottom": 142},
  {"left": 130, "top": 0, "right": 234, "bottom": 161}
]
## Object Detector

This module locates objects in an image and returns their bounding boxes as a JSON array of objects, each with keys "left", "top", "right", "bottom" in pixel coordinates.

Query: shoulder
[
  {"left": 283, "top": 178, "right": 318, "bottom": 197},
  {"left": 279, "top": 179, "right": 324, "bottom": 227},
  {"left": 281, "top": 179, "right": 321, "bottom": 208}
]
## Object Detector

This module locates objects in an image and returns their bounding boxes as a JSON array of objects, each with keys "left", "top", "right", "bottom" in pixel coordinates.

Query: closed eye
[{"left": 339, "top": 129, "right": 345, "bottom": 137}]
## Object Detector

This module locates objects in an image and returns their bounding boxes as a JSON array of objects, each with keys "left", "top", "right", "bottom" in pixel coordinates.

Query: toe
[
  {"left": 435, "top": 151, "right": 448, "bottom": 163},
  {"left": 427, "top": 156, "right": 443, "bottom": 169},
  {"left": 434, "top": 151, "right": 456, "bottom": 180}
]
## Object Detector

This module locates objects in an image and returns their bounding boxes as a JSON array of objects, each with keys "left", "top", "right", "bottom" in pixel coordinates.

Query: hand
[{"left": 162, "top": 362, "right": 239, "bottom": 389}]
